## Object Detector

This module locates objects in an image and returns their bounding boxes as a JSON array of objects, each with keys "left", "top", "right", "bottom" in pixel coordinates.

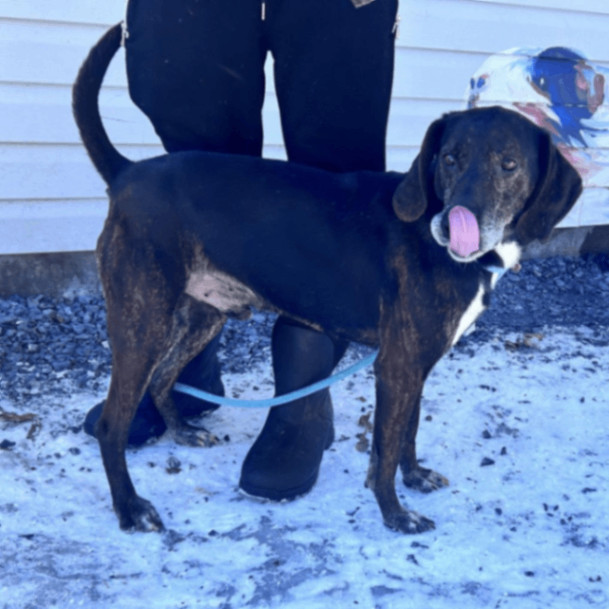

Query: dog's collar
[
  {"left": 483, "top": 264, "right": 508, "bottom": 278},
  {"left": 477, "top": 250, "right": 521, "bottom": 279}
]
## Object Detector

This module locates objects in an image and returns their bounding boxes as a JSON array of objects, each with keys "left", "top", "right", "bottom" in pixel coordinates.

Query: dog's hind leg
[
  {"left": 96, "top": 293, "right": 224, "bottom": 530},
  {"left": 96, "top": 233, "right": 211, "bottom": 530},
  {"left": 96, "top": 348, "right": 166, "bottom": 532},
  {"left": 147, "top": 294, "right": 226, "bottom": 448}
]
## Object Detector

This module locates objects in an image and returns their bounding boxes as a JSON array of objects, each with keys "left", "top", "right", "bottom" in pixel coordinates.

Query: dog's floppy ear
[
  {"left": 515, "top": 130, "right": 583, "bottom": 243},
  {"left": 392, "top": 117, "right": 447, "bottom": 222}
]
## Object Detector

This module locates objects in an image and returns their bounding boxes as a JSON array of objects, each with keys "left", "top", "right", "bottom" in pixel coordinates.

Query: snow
[{"left": 1, "top": 326, "right": 608, "bottom": 608}]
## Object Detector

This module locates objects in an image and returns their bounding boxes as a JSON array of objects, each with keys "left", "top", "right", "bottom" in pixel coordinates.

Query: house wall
[{"left": 1, "top": 0, "right": 608, "bottom": 260}]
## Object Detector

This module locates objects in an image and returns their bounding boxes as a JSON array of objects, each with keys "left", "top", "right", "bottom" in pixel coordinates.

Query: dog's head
[{"left": 393, "top": 106, "right": 583, "bottom": 265}]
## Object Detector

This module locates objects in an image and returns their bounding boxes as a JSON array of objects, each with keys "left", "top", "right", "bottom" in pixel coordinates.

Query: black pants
[
  {"left": 124, "top": 0, "right": 397, "bottom": 426},
  {"left": 125, "top": 0, "right": 398, "bottom": 172}
]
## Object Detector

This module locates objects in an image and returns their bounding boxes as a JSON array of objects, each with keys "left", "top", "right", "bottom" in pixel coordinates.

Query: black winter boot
[
  {"left": 83, "top": 334, "right": 224, "bottom": 447},
  {"left": 239, "top": 318, "right": 345, "bottom": 501},
  {"left": 172, "top": 333, "right": 224, "bottom": 417}
]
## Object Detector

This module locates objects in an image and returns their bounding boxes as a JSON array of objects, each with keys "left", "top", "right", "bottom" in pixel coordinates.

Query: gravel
[
  {"left": 1, "top": 254, "right": 608, "bottom": 405},
  {"left": 478, "top": 253, "right": 609, "bottom": 334}
]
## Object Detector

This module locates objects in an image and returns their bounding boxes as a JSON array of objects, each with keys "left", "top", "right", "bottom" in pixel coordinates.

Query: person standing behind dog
[{"left": 84, "top": 0, "right": 399, "bottom": 502}]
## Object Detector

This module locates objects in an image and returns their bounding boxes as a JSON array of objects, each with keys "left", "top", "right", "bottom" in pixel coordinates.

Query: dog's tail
[{"left": 72, "top": 23, "right": 131, "bottom": 185}]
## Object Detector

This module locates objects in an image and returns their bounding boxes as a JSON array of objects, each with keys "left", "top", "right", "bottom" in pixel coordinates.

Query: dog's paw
[
  {"left": 173, "top": 424, "right": 220, "bottom": 448},
  {"left": 383, "top": 508, "right": 436, "bottom": 534},
  {"left": 117, "top": 496, "right": 165, "bottom": 533},
  {"left": 402, "top": 466, "right": 449, "bottom": 494}
]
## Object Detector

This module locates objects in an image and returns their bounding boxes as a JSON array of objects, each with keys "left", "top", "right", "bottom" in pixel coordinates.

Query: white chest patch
[
  {"left": 495, "top": 241, "right": 522, "bottom": 270},
  {"left": 452, "top": 284, "right": 486, "bottom": 346}
]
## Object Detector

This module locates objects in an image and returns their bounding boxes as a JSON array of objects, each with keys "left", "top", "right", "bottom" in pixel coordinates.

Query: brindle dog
[{"left": 73, "top": 25, "right": 581, "bottom": 534}]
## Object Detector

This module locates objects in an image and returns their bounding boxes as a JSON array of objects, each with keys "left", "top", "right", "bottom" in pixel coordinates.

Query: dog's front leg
[
  {"left": 400, "top": 394, "right": 450, "bottom": 494},
  {"left": 366, "top": 324, "right": 435, "bottom": 534}
]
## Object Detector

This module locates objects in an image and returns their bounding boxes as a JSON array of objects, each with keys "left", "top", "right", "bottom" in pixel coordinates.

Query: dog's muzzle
[
  {"left": 431, "top": 206, "right": 481, "bottom": 260},
  {"left": 447, "top": 206, "right": 480, "bottom": 258}
]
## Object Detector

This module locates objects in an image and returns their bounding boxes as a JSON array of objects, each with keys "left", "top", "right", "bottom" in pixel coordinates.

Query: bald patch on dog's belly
[{"left": 185, "top": 269, "right": 263, "bottom": 316}]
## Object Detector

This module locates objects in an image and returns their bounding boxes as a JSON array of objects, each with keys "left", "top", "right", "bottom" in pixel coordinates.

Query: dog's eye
[
  {"left": 502, "top": 158, "right": 517, "bottom": 171},
  {"left": 443, "top": 154, "right": 457, "bottom": 167}
]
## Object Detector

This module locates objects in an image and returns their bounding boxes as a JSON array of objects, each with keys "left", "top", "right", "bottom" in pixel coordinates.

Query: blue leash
[{"left": 173, "top": 350, "right": 378, "bottom": 408}]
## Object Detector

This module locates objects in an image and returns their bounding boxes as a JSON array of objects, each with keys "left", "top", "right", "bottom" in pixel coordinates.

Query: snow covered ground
[{"left": 1, "top": 322, "right": 607, "bottom": 608}]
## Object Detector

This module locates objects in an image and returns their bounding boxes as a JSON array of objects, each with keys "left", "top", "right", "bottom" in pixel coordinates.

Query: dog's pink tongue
[{"left": 448, "top": 206, "right": 480, "bottom": 258}]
